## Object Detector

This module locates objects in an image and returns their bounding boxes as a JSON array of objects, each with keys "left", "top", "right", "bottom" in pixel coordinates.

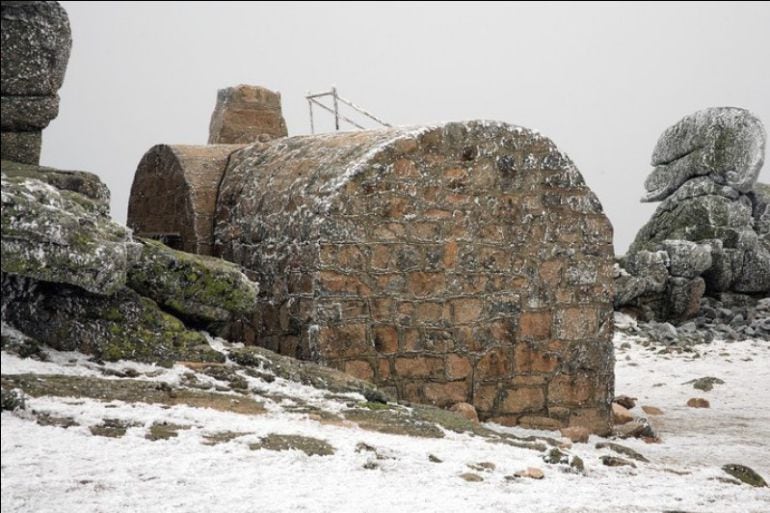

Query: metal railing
[{"left": 306, "top": 86, "right": 391, "bottom": 134}]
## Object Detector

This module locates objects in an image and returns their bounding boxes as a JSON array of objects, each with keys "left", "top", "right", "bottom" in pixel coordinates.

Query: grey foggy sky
[{"left": 44, "top": 1, "right": 770, "bottom": 253}]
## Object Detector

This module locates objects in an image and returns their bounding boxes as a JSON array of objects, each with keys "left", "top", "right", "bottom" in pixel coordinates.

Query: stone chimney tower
[{"left": 207, "top": 84, "right": 288, "bottom": 144}]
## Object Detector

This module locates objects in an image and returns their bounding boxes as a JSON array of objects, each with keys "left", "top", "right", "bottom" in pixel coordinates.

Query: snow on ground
[
  {"left": 614, "top": 336, "right": 770, "bottom": 476},
  {"left": 2, "top": 333, "right": 769, "bottom": 513}
]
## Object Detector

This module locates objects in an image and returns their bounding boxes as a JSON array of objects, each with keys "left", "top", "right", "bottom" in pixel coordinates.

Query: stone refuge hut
[{"left": 129, "top": 91, "right": 615, "bottom": 433}]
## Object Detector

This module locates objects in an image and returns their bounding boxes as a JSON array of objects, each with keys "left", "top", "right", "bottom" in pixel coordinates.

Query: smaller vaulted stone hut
[{"left": 127, "top": 144, "right": 242, "bottom": 255}]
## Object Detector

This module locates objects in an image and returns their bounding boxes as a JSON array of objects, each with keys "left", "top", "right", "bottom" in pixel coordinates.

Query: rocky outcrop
[
  {"left": 0, "top": 1, "right": 259, "bottom": 365},
  {"left": 643, "top": 108, "right": 765, "bottom": 201},
  {"left": 1, "top": 164, "right": 258, "bottom": 364},
  {"left": 2, "top": 274, "right": 224, "bottom": 364},
  {"left": 128, "top": 238, "right": 258, "bottom": 326},
  {"left": 1, "top": 169, "right": 132, "bottom": 295},
  {"left": 1, "top": 159, "right": 111, "bottom": 213},
  {"left": 617, "top": 107, "right": 769, "bottom": 322},
  {"left": 208, "top": 84, "right": 288, "bottom": 144},
  {"left": 616, "top": 295, "right": 770, "bottom": 346},
  {"left": 1, "top": 1, "right": 72, "bottom": 164}
]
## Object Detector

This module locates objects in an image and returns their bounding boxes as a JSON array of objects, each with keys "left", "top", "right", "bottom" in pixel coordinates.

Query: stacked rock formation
[
  {"left": 617, "top": 107, "right": 769, "bottom": 322},
  {"left": 1, "top": 1, "right": 72, "bottom": 164}
]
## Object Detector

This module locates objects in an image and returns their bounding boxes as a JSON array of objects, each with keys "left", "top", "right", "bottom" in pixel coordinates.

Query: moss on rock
[
  {"left": 127, "top": 238, "right": 258, "bottom": 325},
  {"left": 145, "top": 421, "right": 190, "bottom": 441},
  {"left": 89, "top": 418, "right": 140, "bottom": 438},
  {"left": 2, "top": 274, "right": 224, "bottom": 364},
  {"left": 228, "top": 345, "right": 389, "bottom": 403},
  {"left": 342, "top": 406, "right": 447, "bottom": 439},
  {"left": 2, "top": 164, "right": 257, "bottom": 366},
  {"left": 1, "top": 173, "right": 131, "bottom": 295},
  {"left": 201, "top": 431, "right": 252, "bottom": 446},
  {"left": 722, "top": 464, "right": 768, "bottom": 487},
  {"left": 1, "top": 388, "right": 25, "bottom": 411},
  {"left": 1, "top": 322, "right": 45, "bottom": 359}
]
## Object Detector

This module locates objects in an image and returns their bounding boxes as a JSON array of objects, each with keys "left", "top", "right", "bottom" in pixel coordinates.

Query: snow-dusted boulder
[
  {"left": 1, "top": 161, "right": 257, "bottom": 363},
  {"left": 618, "top": 108, "right": 770, "bottom": 322},
  {"left": 128, "top": 237, "right": 258, "bottom": 325},
  {"left": 1, "top": 170, "right": 132, "bottom": 295},
  {"left": 644, "top": 107, "right": 765, "bottom": 202}
]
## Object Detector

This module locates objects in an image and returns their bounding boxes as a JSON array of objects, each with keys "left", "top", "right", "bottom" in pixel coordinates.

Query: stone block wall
[
  {"left": 208, "top": 84, "right": 288, "bottom": 144},
  {"left": 213, "top": 121, "right": 616, "bottom": 433}
]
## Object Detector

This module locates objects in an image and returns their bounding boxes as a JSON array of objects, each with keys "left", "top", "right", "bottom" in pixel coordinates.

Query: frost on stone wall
[{"left": 212, "top": 120, "right": 616, "bottom": 434}]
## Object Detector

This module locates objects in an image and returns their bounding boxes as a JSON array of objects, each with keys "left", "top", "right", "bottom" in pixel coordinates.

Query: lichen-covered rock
[
  {"left": 728, "top": 237, "right": 770, "bottom": 293},
  {"left": 2, "top": 163, "right": 260, "bottom": 360},
  {"left": 250, "top": 434, "right": 335, "bottom": 456},
  {"left": 622, "top": 293, "right": 770, "bottom": 345},
  {"left": 1, "top": 174, "right": 131, "bottom": 295},
  {"left": 0, "top": 131, "right": 41, "bottom": 165},
  {"left": 660, "top": 240, "right": 712, "bottom": 279},
  {"left": 1, "top": 274, "right": 224, "bottom": 364},
  {"left": 614, "top": 251, "right": 668, "bottom": 308},
  {"left": 750, "top": 182, "right": 770, "bottom": 240},
  {"left": 1, "top": 388, "right": 25, "bottom": 411},
  {"left": 721, "top": 464, "right": 768, "bottom": 488},
  {"left": 595, "top": 442, "right": 649, "bottom": 463},
  {"left": 619, "top": 109, "right": 770, "bottom": 321},
  {"left": 0, "top": 1, "right": 72, "bottom": 95},
  {"left": 1, "top": 95, "right": 60, "bottom": 131},
  {"left": 1, "top": 1, "right": 72, "bottom": 164},
  {"left": 630, "top": 192, "right": 754, "bottom": 254},
  {"left": 1, "top": 321, "right": 44, "bottom": 359},
  {"left": 666, "top": 276, "right": 706, "bottom": 320},
  {"left": 2, "top": 373, "right": 261, "bottom": 414},
  {"left": 1, "top": 160, "right": 110, "bottom": 214},
  {"left": 127, "top": 238, "right": 258, "bottom": 325},
  {"left": 228, "top": 344, "right": 389, "bottom": 403},
  {"left": 644, "top": 107, "right": 766, "bottom": 201}
]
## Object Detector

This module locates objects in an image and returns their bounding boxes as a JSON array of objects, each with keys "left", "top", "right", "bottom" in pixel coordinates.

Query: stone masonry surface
[
  {"left": 211, "top": 121, "right": 616, "bottom": 433},
  {"left": 128, "top": 144, "right": 243, "bottom": 255}
]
